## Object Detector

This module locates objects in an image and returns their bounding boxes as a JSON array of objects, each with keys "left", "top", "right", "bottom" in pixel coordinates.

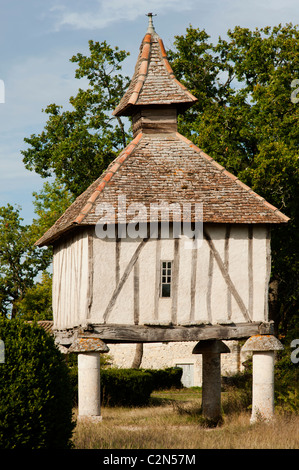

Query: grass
[{"left": 72, "top": 387, "right": 299, "bottom": 449}]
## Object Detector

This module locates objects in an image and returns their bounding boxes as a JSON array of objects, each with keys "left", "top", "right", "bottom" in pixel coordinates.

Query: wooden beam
[{"left": 77, "top": 321, "right": 274, "bottom": 344}]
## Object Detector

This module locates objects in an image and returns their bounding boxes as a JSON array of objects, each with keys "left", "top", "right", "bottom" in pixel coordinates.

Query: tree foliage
[
  {"left": 0, "top": 205, "right": 48, "bottom": 318},
  {"left": 16, "top": 271, "right": 52, "bottom": 321},
  {"left": 168, "top": 24, "right": 299, "bottom": 334},
  {"left": 31, "top": 179, "right": 74, "bottom": 241},
  {"left": 0, "top": 181, "right": 73, "bottom": 319},
  {"left": 22, "top": 41, "right": 131, "bottom": 197}
]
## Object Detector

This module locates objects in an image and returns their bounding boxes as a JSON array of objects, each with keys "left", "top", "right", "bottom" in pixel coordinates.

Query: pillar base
[{"left": 77, "top": 415, "right": 103, "bottom": 423}]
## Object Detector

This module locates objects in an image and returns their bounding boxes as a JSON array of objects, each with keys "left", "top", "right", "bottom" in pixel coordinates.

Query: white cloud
[{"left": 50, "top": 0, "right": 197, "bottom": 31}]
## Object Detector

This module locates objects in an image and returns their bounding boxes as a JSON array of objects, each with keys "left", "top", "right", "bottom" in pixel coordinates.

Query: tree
[
  {"left": 0, "top": 205, "right": 48, "bottom": 318},
  {"left": 22, "top": 41, "right": 131, "bottom": 198},
  {"left": 169, "top": 23, "right": 299, "bottom": 335},
  {"left": 16, "top": 271, "right": 52, "bottom": 321},
  {"left": 15, "top": 180, "right": 74, "bottom": 321},
  {"left": 0, "top": 180, "right": 73, "bottom": 319}
]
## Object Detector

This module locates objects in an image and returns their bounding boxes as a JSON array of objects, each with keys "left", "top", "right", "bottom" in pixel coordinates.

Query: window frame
[{"left": 160, "top": 260, "right": 172, "bottom": 298}]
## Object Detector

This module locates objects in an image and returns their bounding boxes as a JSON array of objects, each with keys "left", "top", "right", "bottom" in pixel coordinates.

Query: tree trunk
[{"left": 131, "top": 343, "right": 144, "bottom": 369}]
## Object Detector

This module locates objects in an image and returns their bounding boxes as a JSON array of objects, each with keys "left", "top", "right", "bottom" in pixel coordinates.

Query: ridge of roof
[
  {"left": 113, "top": 30, "right": 197, "bottom": 117},
  {"left": 175, "top": 132, "right": 290, "bottom": 224}
]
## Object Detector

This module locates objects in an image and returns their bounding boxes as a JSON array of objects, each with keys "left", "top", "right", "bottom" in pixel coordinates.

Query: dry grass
[{"left": 72, "top": 389, "right": 299, "bottom": 449}]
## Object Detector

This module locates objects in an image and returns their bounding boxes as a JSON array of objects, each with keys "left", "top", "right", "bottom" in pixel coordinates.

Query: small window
[{"left": 161, "top": 261, "right": 172, "bottom": 297}]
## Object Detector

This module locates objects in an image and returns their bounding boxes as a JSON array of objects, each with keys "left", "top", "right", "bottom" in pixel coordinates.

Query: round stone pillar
[
  {"left": 242, "top": 335, "right": 283, "bottom": 423},
  {"left": 78, "top": 352, "right": 101, "bottom": 419},
  {"left": 68, "top": 337, "right": 109, "bottom": 421},
  {"left": 193, "top": 340, "right": 230, "bottom": 423}
]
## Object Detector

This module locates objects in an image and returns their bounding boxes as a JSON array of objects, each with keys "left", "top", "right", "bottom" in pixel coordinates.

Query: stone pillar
[
  {"left": 68, "top": 337, "right": 109, "bottom": 421},
  {"left": 78, "top": 352, "right": 101, "bottom": 419},
  {"left": 192, "top": 340, "right": 230, "bottom": 423},
  {"left": 242, "top": 335, "right": 283, "bottom": 423}
]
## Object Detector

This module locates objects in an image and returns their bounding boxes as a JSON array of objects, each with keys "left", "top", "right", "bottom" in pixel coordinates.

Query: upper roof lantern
[{"left": 113, "top": 14, "right": 198, "bottom": 117}]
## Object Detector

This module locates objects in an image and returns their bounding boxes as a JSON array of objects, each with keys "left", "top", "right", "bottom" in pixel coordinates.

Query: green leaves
[
  {"left": 168, "top": 24, "right": 299, "bottom": 333},
  {"left": 22, "top": 40, "right": 131, "bottom": 197},
  {"left": 0, "top": 181, "right": 74, "bottom": 318},
  {"left": 16, "top": 271, "right": 53, "bottom": 321},
  {"left": 0, "top": 205, "right": 48, "bottom": 318}
]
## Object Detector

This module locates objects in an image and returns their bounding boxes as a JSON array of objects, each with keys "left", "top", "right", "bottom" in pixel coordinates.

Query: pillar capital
[
  {"left": 192, "top": 339, "right": 230, "bottom": 355},
  {"left": 68, "top": 337, "right": 109, "bottom": 353},
  {"left": 241, "top": 334, "right": 283, "bottom": 353}
]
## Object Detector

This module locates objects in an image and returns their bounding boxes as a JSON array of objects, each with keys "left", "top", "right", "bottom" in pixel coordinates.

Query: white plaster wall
[
  {"left": 195, "top": 238, "right": 211, "bottom": 322},
  {"left": 91, "top": 238, "right": 116, "bottom": 319},
  {"left": 90, "top": 224, "right": 269, "bottom": 326},
  {"left": 177, "top": 237, "right": 192, "bottom": 324},
  {"left": 229, "top": 225, "right": 250, "bottom": 322},
  {"left": 139, "top": 241, "right": 156, "bottom": 324},
  {"left": 209, "top": 226, "right": 228, "bottom": 323},
  {"left": 252, "top": 227, "right": 269, "bottom": 322},
  {"left": 53, "top": 224, "right": 269, "bottom": 329},
  {"left": 158, "top": 239, "right": 174, "bottom": 323},
  {"left": 52, "top": 231, "right": 89, "bottom": 329}
]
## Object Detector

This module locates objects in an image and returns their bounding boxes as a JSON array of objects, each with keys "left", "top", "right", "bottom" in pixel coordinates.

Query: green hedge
[
  {"left": 69, "top": 365, "right": 183, "bottom": 407},
  {"left": 0, "top": 318, "right": 75, "bottom": 449},
  {"left": 101, "top": 368, "right": 154, "bottom": 406},
  {"left": 142, "top": 367, "right": 183, "bottom": 391}
]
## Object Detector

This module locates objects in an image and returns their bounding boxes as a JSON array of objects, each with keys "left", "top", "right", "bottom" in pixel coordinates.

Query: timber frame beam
[{"left": 54, "top": 321, "right": 274, "bottom": 346}]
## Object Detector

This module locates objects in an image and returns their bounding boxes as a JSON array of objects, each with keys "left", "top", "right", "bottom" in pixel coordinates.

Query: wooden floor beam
[{"left": 54, "top": 321, "right": 274, "bottom": 346}]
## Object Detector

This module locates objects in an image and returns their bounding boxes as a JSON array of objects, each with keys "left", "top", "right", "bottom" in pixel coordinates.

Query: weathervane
[{"left": 146, "top": 12, "right": 157, "bottom": 33}]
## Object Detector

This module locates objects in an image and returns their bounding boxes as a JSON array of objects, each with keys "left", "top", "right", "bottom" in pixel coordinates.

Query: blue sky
[{"left": 0, "top": 0, "right": 298, "bottom": 224}]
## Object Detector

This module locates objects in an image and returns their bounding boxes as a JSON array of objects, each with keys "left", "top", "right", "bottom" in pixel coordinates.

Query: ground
[{"left": 72, "top": 388, "right": 299, "bottom": 449}]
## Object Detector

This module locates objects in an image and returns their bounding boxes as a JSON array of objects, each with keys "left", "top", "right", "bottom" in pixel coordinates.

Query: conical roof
[{"left": 113, "top": 16, "right": 197, "bottom": 116}]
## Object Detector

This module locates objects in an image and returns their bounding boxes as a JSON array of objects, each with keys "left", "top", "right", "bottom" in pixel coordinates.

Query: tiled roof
[
  {"left": 113, "top": 29, "right": 197, "bottom": 116},
  {"left": 27, "top": 320, "right": 54, "bottom": 333},
  {"left": 35, "top": 19, "right": 289, "bottom": 248},
  {"left": 36, "top": 131, "right": 289, "bottom": 247}
]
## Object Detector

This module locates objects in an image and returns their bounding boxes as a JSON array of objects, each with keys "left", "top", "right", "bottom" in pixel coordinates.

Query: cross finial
[{"left": 146, "top": 12, "right": 157, "bottom": 34}]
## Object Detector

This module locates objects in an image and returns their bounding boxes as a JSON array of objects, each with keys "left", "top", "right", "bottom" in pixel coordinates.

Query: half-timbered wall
[
  {"left": 52, "top": 224, "right": 270, "bottom": 330},
  {"left": 52, "top": 230, "right": 90, "bottom": 329},
  {"left": 91, "top": 224, "right": 270, "bottom": 326}
]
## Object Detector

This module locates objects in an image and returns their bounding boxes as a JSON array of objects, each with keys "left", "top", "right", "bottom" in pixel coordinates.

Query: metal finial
[{"left": 146, "top": 12, "right": 157, "bottom": 34}]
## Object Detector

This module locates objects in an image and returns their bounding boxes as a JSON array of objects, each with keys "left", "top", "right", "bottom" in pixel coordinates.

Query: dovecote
[{"left": 36, "top": 15, "right": 287, "bottom": 422}]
